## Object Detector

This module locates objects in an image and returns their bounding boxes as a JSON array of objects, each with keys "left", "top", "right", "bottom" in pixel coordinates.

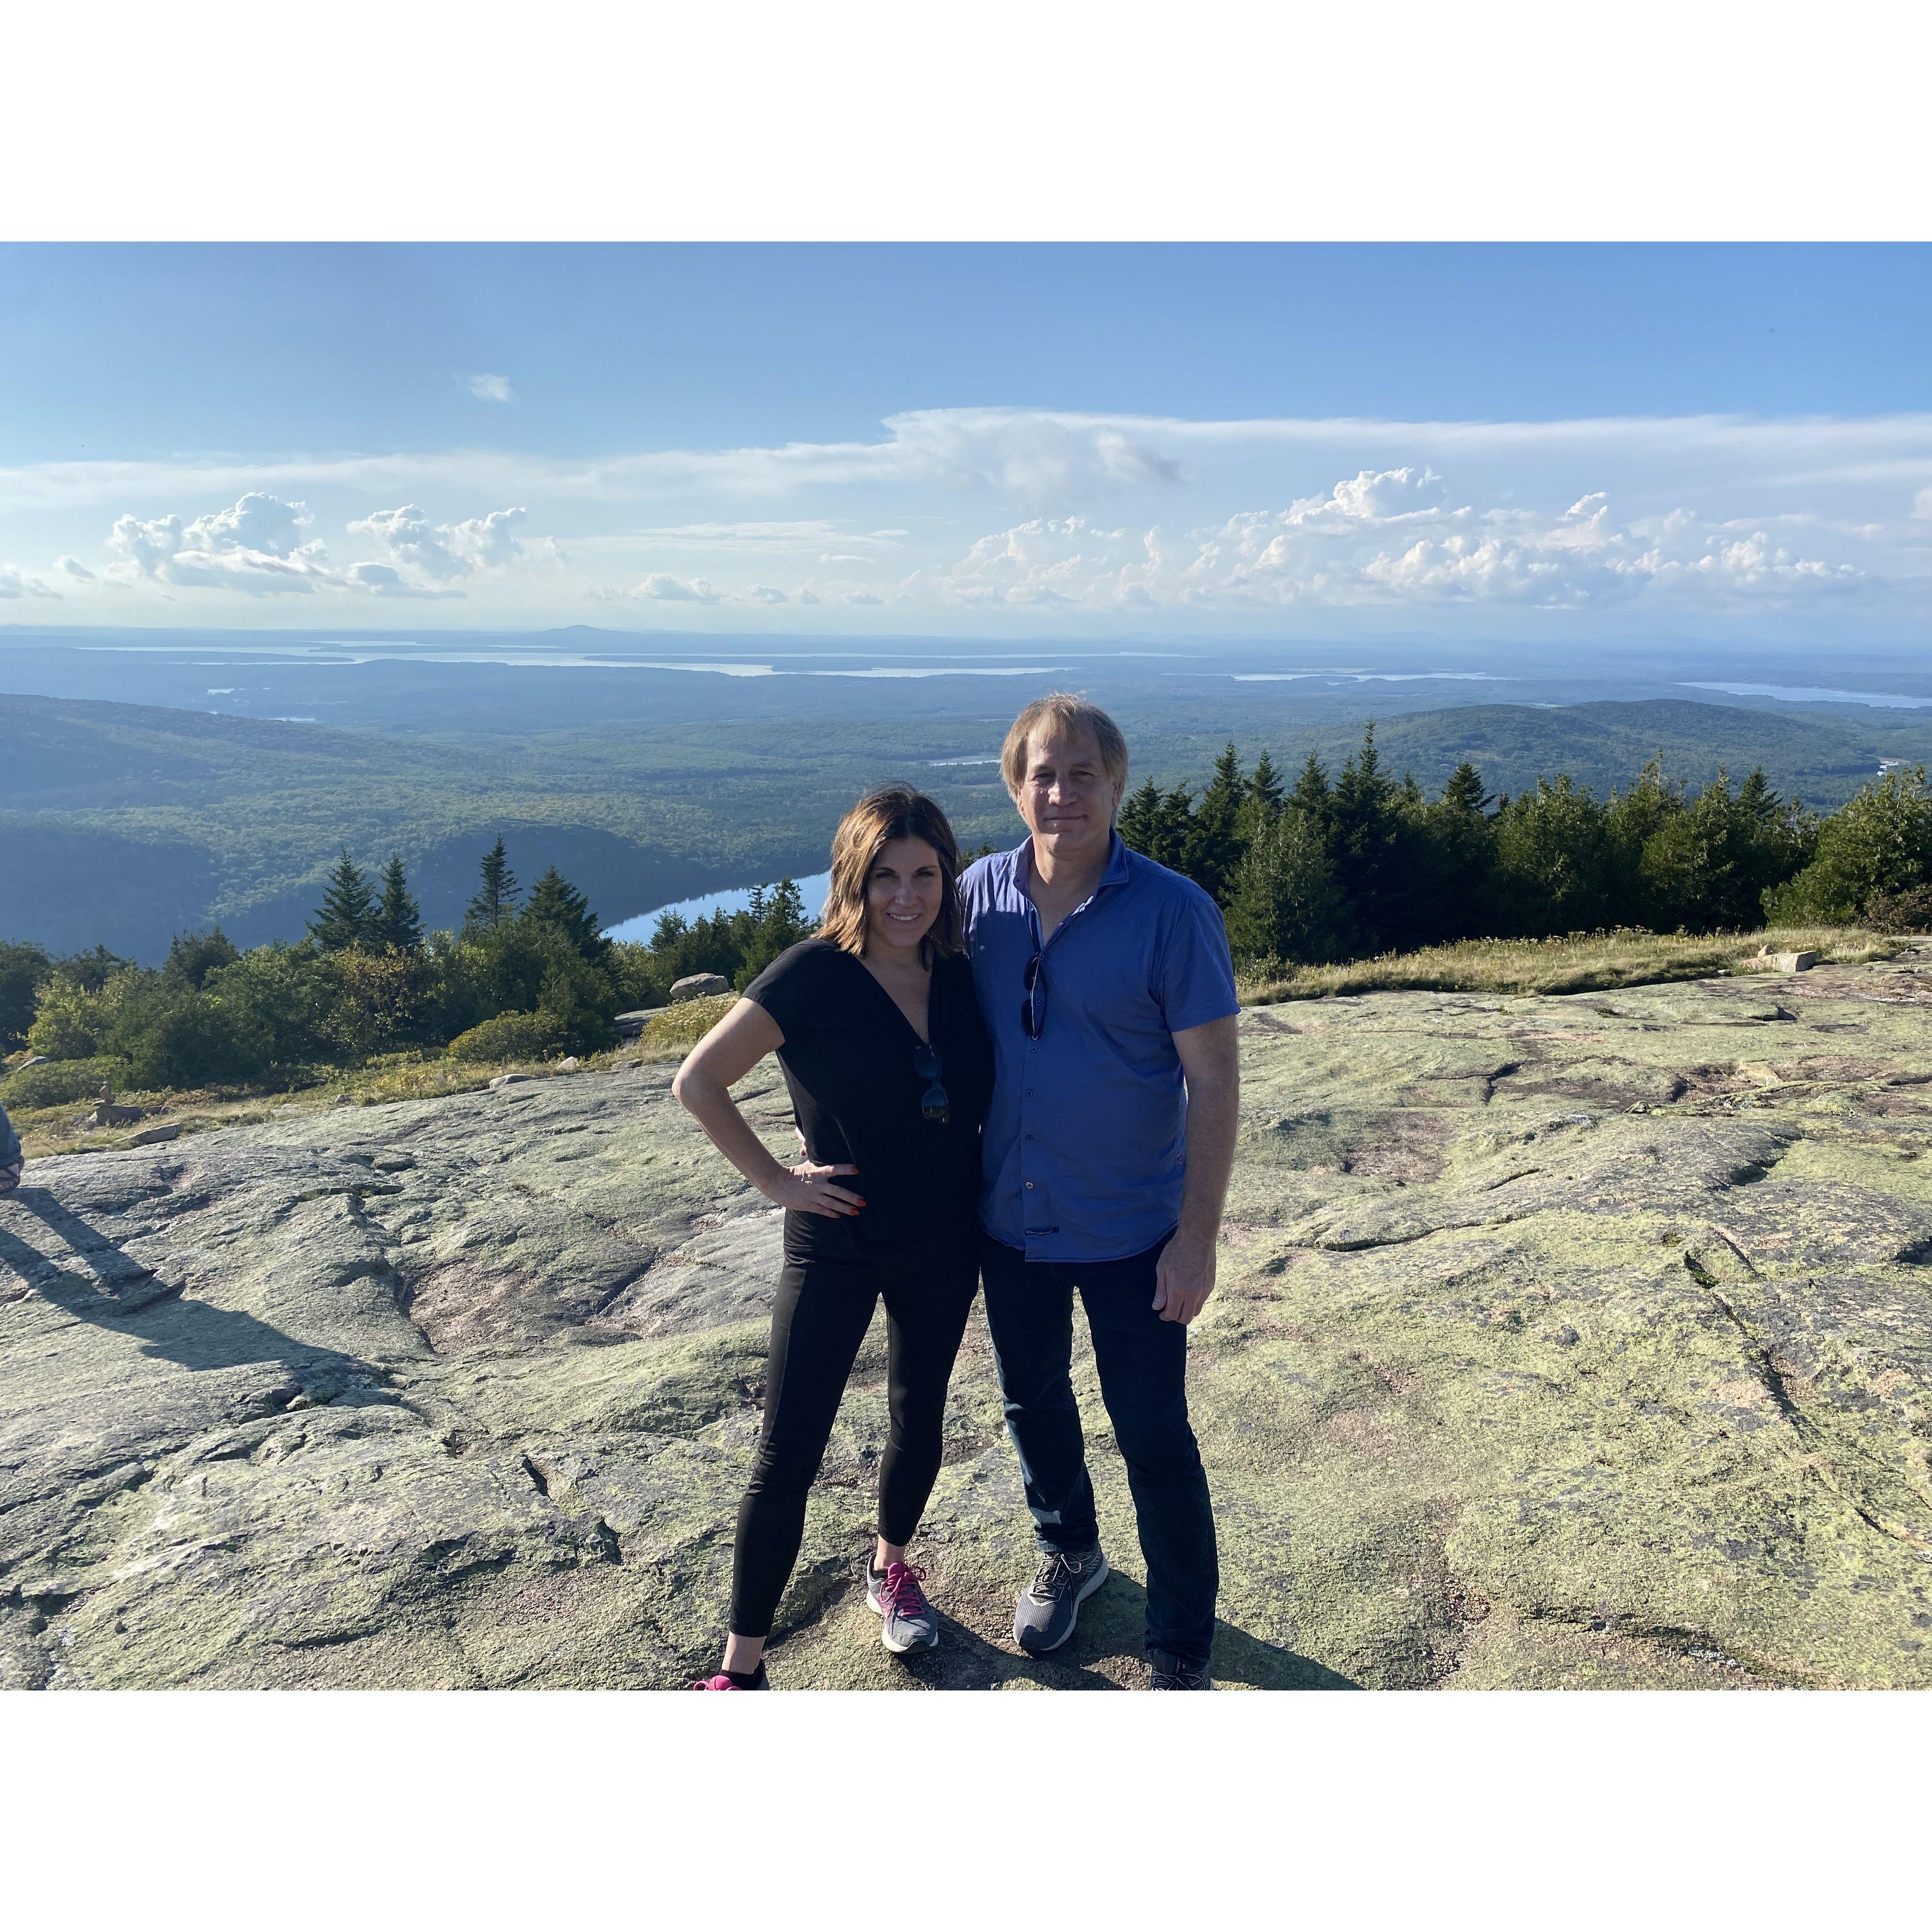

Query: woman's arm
[{"left": 670, "top": 999, "right": 865, "bottom": 1218}]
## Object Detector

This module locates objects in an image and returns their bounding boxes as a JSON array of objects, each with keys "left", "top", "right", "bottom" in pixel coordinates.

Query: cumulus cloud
[
  {"left": 54, "top": 554, "right": 94, "bottom": 581},
  {"left": 927, "top": 476, "right": 1863, "bottom": 613},
  {"left": 0, "top": 564, "right": 56, "bottom": 598},
  {"left": 465, "top": 373, "right": 516, "bottom": 403},
  {"left": 633, "top": 573, "right": 718, "bottom": 602},
  {"left": 105, "top": 492, "right": 336, "bottom": 594},
  {"left": 745, "top": 585, "right": 788, "bottom": 603},
  {"left": 346, "top": 503, "right": 528, "bottom": 589}
]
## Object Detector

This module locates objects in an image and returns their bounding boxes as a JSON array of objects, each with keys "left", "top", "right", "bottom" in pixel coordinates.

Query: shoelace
[
  {"left": 1029, "top": 1551, "right": 1082, "bottom": 1602},
  {"left": 879, "top": 1563, "right": 929, "bottom": 1618},
  {"left": 1150, "top": 1661, "right": 1205, "bottom": 1690}
]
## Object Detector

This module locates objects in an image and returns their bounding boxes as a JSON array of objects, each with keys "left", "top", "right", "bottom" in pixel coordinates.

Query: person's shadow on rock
[{"left": 0, "top": 1188, "right": 374, "bottom": 1392}]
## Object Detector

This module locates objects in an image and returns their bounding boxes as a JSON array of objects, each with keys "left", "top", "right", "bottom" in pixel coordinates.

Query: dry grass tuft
[{"left": 1240, "top": 925, "right": 1907, "bottom": 1005}]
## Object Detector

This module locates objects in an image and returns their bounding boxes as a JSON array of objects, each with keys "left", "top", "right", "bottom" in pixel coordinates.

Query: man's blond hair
[{"left": 1000, "top": 693, "right": 1129, "bottom": 800}]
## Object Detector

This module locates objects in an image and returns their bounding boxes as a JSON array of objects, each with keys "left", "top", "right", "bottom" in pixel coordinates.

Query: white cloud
[
  {"left": 0, "top": 564, "right": 56, "bottom": 598},
  {"left": 13, "top": 407, "right": 1929, "bottom": 634},
  {"left": 105, "top": 493, "right": 336, "bottom": 594},
  {"left": 927, "top": 478, "right": 1866, "bottom": 613},
  {"left": 633, "top": 573, "right": 718, "bottom": 602},
  {"left": 465, "top": 373, "right": 516, "bottom": 403},
  {"left": 345, "top": 503, "right": 528, "bottom": 588},
  {"left": 54, "top": 554, "right": 94, "bottom": 581}
]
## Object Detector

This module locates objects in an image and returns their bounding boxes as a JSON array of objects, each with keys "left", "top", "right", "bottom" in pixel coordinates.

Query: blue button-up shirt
[{"left": 960, "top": 832, "right": 1241, "bottom": 1264}]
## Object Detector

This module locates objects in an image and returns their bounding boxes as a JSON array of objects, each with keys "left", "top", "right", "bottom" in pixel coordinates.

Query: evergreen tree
[
  {"left": 1188, "top": 742, "right": 1248, "bottom": 905},
  {"left": 464, "top": 837, "right": 521, "bottom": 933},
  {"left": 162, "top": 927, "right": 240, "bottom": 989},
  {"left": 369, "top": 855, "right": 424, "bottom": 953},
  {"left": 1288, "top": 752, "right": 1333, "bottom": 828},
  {"left": 1414, "top": 763, "right": 1496, "bottom": 944},
  {"left": 1224, "top": 808, "right": 1349, "bottom": 966},
  {"left": 1117, "top": 778, "right": 1166, "bottom": 859},
  {"left": 1328, "top": 725, "right": 1412, "bottom": 952},
  {"left": 1248, "top": 748, "right": 1286, "bottom": 814},
  {"left": 521, "top": 864, "right": 606, "bottom": 960},
  {"left": 309, "top": 851, "right": 376, "bottom": 951}
]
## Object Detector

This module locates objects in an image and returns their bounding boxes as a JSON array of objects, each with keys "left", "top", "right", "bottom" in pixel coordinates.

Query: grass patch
[{"left": 1240, "top": 925, "right": 1909, "bottom": 1005}]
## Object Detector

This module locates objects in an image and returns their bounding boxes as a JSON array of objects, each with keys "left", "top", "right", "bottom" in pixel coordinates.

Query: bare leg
[{"left": 721, "top": 1632, "right": 766, "bottom": 1675}]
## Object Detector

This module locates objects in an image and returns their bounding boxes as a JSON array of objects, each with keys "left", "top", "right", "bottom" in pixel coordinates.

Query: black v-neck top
[{"left": 745, "top": 937, "right": 993, "bottom": 1263}]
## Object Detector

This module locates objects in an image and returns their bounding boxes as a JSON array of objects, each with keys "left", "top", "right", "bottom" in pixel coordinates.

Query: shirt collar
[{"left": 1011, "top": 829, "right": 1132, "bottom": 898}]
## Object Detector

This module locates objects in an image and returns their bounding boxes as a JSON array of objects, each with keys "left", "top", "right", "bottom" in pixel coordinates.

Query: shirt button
[{"left": 1024, "top": 1181, "right": 1035, "bottom": 1189}]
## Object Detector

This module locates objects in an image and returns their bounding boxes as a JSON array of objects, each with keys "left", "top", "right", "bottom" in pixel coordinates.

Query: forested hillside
[{"left": 5, "top": 684, "right": 1926, "bottom": 960}]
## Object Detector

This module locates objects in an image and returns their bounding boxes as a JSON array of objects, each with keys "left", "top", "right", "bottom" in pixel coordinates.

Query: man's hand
[{"left": 1152, "top": 1229, "right": 1217, "bottom": 1324}]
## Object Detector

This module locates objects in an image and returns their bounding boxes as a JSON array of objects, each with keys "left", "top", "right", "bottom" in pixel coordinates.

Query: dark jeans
[
  {"left": 729, "top": 1236, "right": 979, "bottom": 1640},
  {"left": 980, "top": 1232, "right": 1218, "bottom": 1668}
]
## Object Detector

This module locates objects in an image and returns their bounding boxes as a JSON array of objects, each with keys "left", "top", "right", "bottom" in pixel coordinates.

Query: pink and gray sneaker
[
  {"left": 866, "top": 1560, "right": 939, "bottom": 1654},
  {"left": 692, "top": 1661, "right": 768, "bottom": 1689}
]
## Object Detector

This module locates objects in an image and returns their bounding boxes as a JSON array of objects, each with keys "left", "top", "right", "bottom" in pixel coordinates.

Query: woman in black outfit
[{"left": 673, "top": 786, "right": 992, "bottom": 1690}]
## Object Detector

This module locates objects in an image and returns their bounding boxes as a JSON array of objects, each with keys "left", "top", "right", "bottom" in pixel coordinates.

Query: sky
[{"left": 1, "top": 243, "right": 1928, "bottom": 643}]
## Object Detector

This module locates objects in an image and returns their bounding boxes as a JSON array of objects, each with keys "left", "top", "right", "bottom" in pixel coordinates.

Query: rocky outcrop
[{"left": 5, "top": 951, "right": 1932, "bottom": 1690}]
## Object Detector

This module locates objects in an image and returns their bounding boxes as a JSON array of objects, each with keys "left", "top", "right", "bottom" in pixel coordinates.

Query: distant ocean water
[{"left": 1679, "top": 681, "right": 1932, "bottom": 710}]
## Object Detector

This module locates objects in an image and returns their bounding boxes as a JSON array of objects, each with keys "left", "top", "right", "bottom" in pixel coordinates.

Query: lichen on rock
[{"left": 5, "top": 950, "right": 1932, "bottom": 1690}]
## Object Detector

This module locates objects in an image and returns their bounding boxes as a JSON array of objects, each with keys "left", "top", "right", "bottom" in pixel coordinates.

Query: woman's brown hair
[{"left": 818, "top": 785, "right": 964, "bottom": 962}]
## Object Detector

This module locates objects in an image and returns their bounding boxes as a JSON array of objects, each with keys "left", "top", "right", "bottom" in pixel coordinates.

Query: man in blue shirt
[{"left": 959, "top": 693, "right": 1241, "bottom": 1690}]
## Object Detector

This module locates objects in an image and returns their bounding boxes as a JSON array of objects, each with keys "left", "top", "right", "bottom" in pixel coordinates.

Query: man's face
[{"left": 1013, "top": 724, "right": 1123, "bottom": 867}]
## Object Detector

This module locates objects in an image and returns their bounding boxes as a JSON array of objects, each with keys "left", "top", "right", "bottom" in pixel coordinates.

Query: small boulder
[
  {"left": 1773, "top": 951, "right": 1819, "bottom": 974},
  {"left": 127, "top": 1123, "right": 180, "bottom": 1146},
  {"left": 669, "top": 974, "right": 731, "bottom": 1003},
  {"left": 613, "top": 1009, "right": 662, "bottom": 1040},
  {"left": 489, "top": 1072, "right": 533, "bottom": 1090},
  {"left": 557, "top": 1057, "right": 580, "bottom": 1071}
]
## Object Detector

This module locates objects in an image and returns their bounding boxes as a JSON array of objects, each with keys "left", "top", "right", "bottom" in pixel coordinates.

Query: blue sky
[{"left": 2, "top": 244, "right": 1929, "bottom": 640}]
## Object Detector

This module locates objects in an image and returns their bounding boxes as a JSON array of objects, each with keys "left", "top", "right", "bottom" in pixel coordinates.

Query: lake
[{"left": 603, "top": 871, "right": 834, "bottom": 945}]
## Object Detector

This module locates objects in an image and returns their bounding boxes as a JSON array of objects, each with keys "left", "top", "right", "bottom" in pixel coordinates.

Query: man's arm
[{"left": 1152, "top": 1012, "right": 1240, "bottom": 1324}]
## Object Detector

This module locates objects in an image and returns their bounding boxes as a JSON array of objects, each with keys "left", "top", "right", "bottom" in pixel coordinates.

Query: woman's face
[{"left": 864, "top": 836, "right": 945, "bottom": 958}]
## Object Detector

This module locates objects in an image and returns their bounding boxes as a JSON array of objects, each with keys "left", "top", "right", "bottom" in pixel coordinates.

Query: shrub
[
  {"left": 634, "top": 993, "right": 736, "bottom": 1058},
  {"left": 447, "top": 1010, "right": 565, "bottom": 1063},
  {"left": 0, "top": 1055, "right": 135, "bottom": 1110},
  {"left": 1768, "top": 766, "right": 1932, "bottom": 923},
  {"left": 0, "top": 941, "right": 55, "bottom": 1051},
  {"left": 1864, "top": 884, "right": 1932, "bottom": 934}
]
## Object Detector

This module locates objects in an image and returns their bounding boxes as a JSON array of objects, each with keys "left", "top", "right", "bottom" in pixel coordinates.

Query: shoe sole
[
  {"left": 867, "top": 1592, "right": 939, "bottom": 1654},
  {"left": 1015, "top": 1554, "right": 1112, "bottom": 1654}
]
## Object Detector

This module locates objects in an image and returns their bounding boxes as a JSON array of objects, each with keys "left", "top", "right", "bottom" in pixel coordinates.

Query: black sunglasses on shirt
[
  {"left": 1021, "top": 950, "right": 1047, "bottom": 1041},
  {"left": 914, "top": 1040, "right": 950, "bottom": 1124}
]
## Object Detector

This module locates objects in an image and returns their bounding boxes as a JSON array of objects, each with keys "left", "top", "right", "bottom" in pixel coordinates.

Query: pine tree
[
  {"left": 1289, "top": 751, "right": 1333, "bottom": 826},
  {"left": 464, "top": 838, "right": 521, "bottom": 933},
  {"left": 1117, "top": 778, "right": 1166, "bottom": 858},
  {"left": 1247, "top": 748, "right": 1285, "bottom": 813},
  {"left": 369, "top": 855, "right": 424, "bottom": 953},
  {"left": 1224, "top": 809, "right": 1349, "bottom": 966},
  {"left": 522, "top": 864, "right": 605, "bottom": 959},
  {"left": 1188, "top": 742, "right": 1248, "bottom": 905},
  {"left": 1439, "top": 761, "right": 1492, "bottom": 818},
  {"left": 309, "top": 850, "right": 376, "bottom": 951}
]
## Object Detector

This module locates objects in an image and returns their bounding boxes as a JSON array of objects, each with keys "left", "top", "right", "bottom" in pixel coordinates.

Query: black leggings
[{"left": 728, "top": 1239, "right": 980, "bottom": 1640}]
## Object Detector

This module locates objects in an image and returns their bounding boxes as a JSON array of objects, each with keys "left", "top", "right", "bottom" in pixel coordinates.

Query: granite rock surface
[{"left": 5, "top": 950, "right": 1932, "bottom": 1691}]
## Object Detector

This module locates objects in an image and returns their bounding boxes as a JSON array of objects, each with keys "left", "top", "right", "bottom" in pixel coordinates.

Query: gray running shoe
[
  {"left": 867, "top": 1561, "right": 939, "bottom": 1654},
  {"left": 1013, "top": 1545, "right": 1110, "bottom": 1654},
  {"left": 1147, "top": 1648, "right": 1213, "bottom": 1690}
]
